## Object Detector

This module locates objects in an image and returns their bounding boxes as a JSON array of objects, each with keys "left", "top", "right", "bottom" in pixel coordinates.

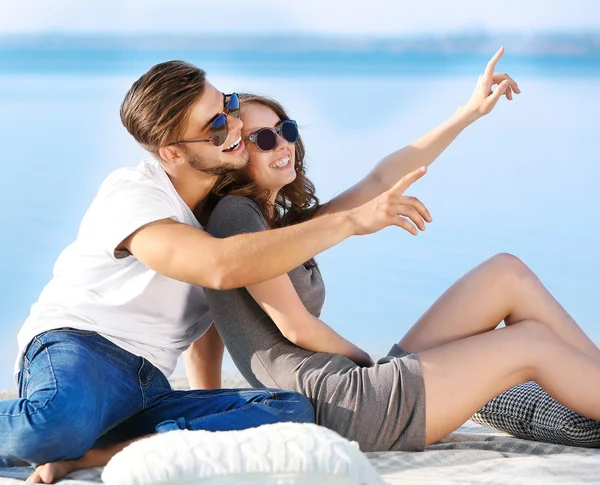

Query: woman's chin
[
  {"left": 283, "top": 171, "right": 297, "bottom": 186},
  {"left": 266, "top": 174, "right": 296, "bottom": 193}
]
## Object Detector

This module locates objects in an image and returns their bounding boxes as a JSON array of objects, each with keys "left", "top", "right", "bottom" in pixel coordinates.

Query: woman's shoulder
[
  {"left": 207, "top": 195, "right": 267, "bottom": 237},
  {"left": 214, "top": 194, "right": 261, "bottom": 212}
]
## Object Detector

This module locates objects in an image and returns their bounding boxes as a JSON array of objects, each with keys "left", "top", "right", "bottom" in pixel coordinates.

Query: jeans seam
[
  {"left": 185, "top": 402, "right": 257, "bottom": 425},
  {"left": 17, "top": 371, "right": 24, "bottom": 398},
  {"left": 1, "top": 345, "right": 57, "bottom": 418},
  {"left": 160, "top": 389, "right": 271, "bottom": 402},
  {"left": 137, "top": 360, "right": 146, "bottom": 409},
  {"left": 261, "top": 390, "right": 275, "bottom": 408},
  {"left": 183, "top": 390, "right": 278, "bottom": 425},
  {"left": 39, "top": 328, "right": 97, "bottom": 337},
  {"left": 143, "top": 365, "right": 156, "bottom": 388},
  {"left": 18, "top": 354, "right": 30, "bottom": 399},
  {"left": 137, "top": 358, "right": 155, "bottom": 409}
]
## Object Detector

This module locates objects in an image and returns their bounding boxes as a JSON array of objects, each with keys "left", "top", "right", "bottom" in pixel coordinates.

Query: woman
[{"left": 201, "top": 55, "right": 600, "bottom": 452}]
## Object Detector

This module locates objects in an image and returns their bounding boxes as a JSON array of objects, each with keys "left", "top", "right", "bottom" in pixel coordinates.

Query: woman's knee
[{"left": 488, "top": 252, "right": 533, "bottom": 281}]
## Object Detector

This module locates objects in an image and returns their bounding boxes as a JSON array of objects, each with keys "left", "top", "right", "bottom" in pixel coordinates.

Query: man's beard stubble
[{"left": 186, "top": 149, "right": 249, "bottom": 177}]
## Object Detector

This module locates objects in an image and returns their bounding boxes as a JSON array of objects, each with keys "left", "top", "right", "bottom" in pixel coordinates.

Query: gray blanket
[{"left": 1, "top": 420, "right": 598, "bottom": 484}]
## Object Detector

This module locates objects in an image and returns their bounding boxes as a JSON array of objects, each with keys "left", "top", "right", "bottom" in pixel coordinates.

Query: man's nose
[{"left": 228, "top": 113, "right": 243, "bottom": 132}]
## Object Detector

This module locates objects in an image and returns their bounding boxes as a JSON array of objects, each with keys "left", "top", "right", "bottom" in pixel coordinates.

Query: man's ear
[{"left": 159, "top": 145, "right": 182, "bottom": 164}]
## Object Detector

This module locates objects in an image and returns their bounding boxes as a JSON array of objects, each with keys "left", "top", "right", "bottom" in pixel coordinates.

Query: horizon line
[{"left": 1, "top": 29, "right": 600, "bottom": 38}]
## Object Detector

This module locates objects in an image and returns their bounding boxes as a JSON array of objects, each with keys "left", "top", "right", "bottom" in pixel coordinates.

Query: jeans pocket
[
  {"left": 17, "top": 354, "right": 32, "bottom": 399},
  {"left": 24, "top": 346, "right": 57, "bottom": 406}
]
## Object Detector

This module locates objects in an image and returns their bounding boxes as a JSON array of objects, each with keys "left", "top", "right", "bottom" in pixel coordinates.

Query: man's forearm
[
  {"left": 129, "top": 210, "right": 356, "bottom": 291},
  {"left": 218, "top": 211, "right": 354, "bottom": 289},
  {"left": 165, "top": 210, "right": 355, "bottom": 290}
]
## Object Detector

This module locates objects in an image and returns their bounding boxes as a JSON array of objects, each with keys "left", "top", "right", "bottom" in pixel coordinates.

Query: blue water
[{"left": 0, "top": 44, "right": 599, "bottom": 389}]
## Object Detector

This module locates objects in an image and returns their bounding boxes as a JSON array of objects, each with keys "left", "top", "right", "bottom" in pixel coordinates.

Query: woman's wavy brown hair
[{"left": 209, "top": 93, "right": 321, "bottom": 267}]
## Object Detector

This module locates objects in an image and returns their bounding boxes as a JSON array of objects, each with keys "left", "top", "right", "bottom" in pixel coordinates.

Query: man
[{"left": 0, "top": 60, "right": 422, "bottom": 483}]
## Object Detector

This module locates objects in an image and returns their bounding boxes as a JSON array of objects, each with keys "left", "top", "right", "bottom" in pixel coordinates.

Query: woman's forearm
[
  {"left": 370, "top": 107, "right": 474, "bottom": 193},
  {"left": 291, "top": 316, "right": 373, "bottom": 367},
  {"left": 318, "top": 107, "right": 474, "bottom": 216}
]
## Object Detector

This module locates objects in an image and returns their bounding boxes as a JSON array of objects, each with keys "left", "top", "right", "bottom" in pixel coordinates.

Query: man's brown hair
[{"left": 120, "top": 60, "right": 206, "bottom": 157}]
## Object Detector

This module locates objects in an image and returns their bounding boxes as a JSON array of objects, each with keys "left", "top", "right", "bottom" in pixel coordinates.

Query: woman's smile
[{"left": 269, "top": 155, "right": 291, "bottom": 169}]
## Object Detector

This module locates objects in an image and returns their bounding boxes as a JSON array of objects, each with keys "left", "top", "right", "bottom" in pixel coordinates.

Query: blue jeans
[{"left": 0, "top": 328, "right": 314, "bottom": 480}]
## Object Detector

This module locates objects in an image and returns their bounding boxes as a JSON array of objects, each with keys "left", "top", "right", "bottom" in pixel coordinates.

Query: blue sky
[{"left": 1, "top": 0, "right": 599, "bottom": 34}]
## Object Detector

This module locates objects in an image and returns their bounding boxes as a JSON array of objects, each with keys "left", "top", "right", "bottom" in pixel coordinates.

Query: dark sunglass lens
[
  {"left": 226, "top": 93, "right": 240, "bottom": 118},
  {"left": 255, "top": 129, "right": 277, "bottom": 151},
  {"left": 281, "top": 121, "right": 299, "bottom": 143},
  {"left": 210, "top": 114, "right": 227, "bottom": 146}
]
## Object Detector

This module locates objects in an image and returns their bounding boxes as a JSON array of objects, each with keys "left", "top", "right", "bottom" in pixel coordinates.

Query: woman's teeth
[
  {"left": 269, "top": 156, "right": 290, "bottom": 169},
  {"left": 224, "top": 137, "right": 242, "bottom": 152}
]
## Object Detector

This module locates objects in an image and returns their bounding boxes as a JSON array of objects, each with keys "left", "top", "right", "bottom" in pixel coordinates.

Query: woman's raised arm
[{"left": 318, "top": 47, "right": 520, "bottom": 216}]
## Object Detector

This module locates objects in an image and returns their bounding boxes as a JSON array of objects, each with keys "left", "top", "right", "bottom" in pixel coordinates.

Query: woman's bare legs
[
  {"left": 420, "top": 320, "right": 600, "bottom": 445},
  {"left": 400, "top": 253, "right": 600, "bottom": 360}
]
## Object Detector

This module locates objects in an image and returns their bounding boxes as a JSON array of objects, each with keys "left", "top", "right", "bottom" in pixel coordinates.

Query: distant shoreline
[
  {"left": 1, "top": 37, "right": 599, "bottom": 78},
  {"left": 1, "top": 32, "right": 599, "bottom": 56}
]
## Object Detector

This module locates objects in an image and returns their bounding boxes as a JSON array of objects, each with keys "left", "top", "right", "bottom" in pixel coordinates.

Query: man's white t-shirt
[{"left": 15, "top": 159, "right": 213, "bottom": 381}]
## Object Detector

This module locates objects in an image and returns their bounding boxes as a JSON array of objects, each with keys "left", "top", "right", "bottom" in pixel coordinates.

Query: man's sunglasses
[
  {"left": 246, "top": 120, "right": 299, "bottom": 152},
  {"left": 167, "top": 93, "right": 240, "bottom": 147}
]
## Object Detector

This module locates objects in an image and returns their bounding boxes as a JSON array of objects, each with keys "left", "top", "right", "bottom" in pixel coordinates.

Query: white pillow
[{"left": 101, "top": 422, "right": 385, "bottom": 485}]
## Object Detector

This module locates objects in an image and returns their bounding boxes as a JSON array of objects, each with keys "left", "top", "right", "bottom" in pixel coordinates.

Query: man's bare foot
[
  {"left": 25, "top": 461, "right": 76, "bottom": 483},
  {"left": 24, "top": 435, "right": 151, "bottom": 483}
]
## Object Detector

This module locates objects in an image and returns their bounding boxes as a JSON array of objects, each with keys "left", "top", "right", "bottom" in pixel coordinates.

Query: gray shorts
[{"left": 298, "top": 344, "right": 426, "bottom": 452}]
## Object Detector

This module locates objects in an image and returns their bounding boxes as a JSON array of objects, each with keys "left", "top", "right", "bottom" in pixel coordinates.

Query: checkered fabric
[{"left": 471, "top": 381, "right": 600, "bottom": 448}]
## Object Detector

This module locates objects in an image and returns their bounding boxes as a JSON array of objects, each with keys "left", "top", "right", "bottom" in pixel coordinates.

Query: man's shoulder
[
  {"left": 83, "top": 159, "right": 175, "bottom": 219},
  {"left": 101, "top": 159, "right": 161, "bottom": 190}
]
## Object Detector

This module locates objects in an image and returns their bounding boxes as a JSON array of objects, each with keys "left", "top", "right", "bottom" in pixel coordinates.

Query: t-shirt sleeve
[
  {"left": 87, "top": 173, "right": 178, "bottom": 260},
  {"left": 206, "top": 195, "right": 268, "bottom": 239}
]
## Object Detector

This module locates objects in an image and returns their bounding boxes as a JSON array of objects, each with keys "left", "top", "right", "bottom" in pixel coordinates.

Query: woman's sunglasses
[
  {"left": 167, "top": 93, "right": 240, "bottom": 147},
  {"left": 246, "top": 120, "right": 299, "bottom": 152}
]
